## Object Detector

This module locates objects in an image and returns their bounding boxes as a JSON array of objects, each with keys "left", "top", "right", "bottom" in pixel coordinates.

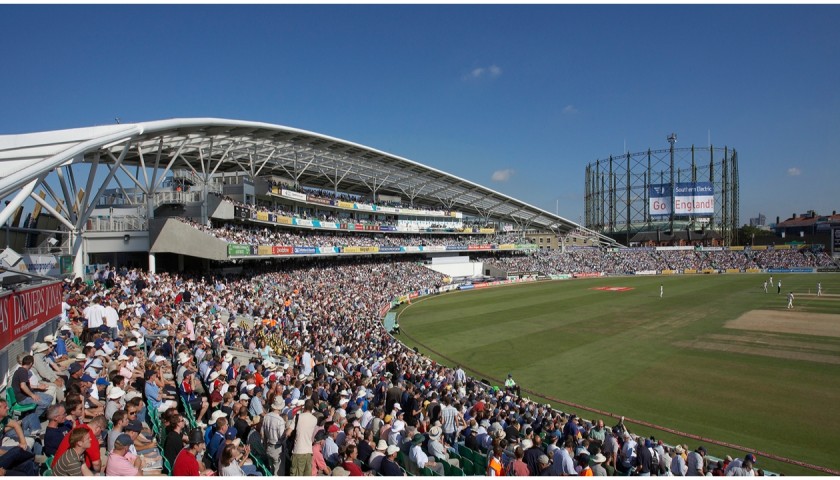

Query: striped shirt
[{"left": 53, "top": 448, "right": 83, "bottom": 476}]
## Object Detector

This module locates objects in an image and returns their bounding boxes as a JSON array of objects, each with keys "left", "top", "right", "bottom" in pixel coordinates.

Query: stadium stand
[{"left": 4, "top": 249, "right": 824, "bottom": 477}]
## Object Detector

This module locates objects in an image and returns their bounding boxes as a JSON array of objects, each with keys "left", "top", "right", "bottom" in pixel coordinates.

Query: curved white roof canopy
[{"left": 0, "top": 118, "right": 612, "bottom": 242}]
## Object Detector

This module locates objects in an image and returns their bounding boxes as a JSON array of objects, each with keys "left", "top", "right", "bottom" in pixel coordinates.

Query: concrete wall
[
  {"left": 427, "top": 262, "right": 484, "bottom": 278},
  {"left": 84, "top": 231, "right": 150, "bottom": 253},
  {"left": 483, "top": 263, "right": 509, "bottom": 278},
  {"left": 148, "top": 218, "right": 229, "bottom": 261},
  {"left": 208, "top": 195, "right": 233, "bottom": 220}
]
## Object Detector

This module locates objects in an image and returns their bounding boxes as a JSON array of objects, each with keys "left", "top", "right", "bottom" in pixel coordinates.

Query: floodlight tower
[{"left": 668, "top": 133, "right": 677, "bottom": 234}]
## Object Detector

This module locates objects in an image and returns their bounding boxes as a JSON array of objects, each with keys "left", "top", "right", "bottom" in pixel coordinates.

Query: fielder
[
  {"left": 763, "top": 281, "right": 768, "bottom": 293},
  {"left": 817, "top": 282, "right": 822, "bottom": 296},
  {"left": 787, "top": 291, "right": 794, "bottom": 309}
]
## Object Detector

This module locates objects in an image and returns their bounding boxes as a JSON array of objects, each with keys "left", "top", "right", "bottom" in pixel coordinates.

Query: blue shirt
[
  {"left": 54, "top": 338, "right": 68, "bottom": 357},
  {"left": 207, "top": 431, "right": 226, "bottom": 461},
  {"left": 145, "top": 381, "right": 162, "bottom": 408},
  {"left": 248, "top": 396, "right": 264, "bottom": 417}
]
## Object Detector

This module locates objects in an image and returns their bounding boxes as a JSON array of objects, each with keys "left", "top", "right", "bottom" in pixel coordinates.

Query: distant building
[
  {"left": 749, "top": 213, "right": 766, "bottom": 227},
  {"left": 773, "top": 210, "right": 840, "bottom": 239}
]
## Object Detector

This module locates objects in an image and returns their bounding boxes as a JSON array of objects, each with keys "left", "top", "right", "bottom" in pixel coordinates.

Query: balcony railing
[{"left": 85, "top": 216, "right": 148, "bottom": 232}]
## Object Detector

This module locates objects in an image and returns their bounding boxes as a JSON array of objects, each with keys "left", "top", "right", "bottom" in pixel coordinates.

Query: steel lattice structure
[
  {"left": 584, "top": 142, "right": 739, "bottom": 245},
  {"left": 0, "top": 118, "right": 619, "bottom": 277}
]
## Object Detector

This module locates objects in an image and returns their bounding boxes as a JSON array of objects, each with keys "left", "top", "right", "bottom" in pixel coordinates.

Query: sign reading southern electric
[{"left": 649, "top": 182, "right": 714, "bottom": 216}]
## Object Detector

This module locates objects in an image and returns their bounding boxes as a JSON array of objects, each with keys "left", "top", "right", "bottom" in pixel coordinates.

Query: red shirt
[
  {"left": 342, "top": 461, "right": 364, "bottom": 476},
  {"left": 173, "top": 448, "right": 201, "bottom": 476},
  {"left": 51, "top": 424, "right": 100, "bottom": 469}
]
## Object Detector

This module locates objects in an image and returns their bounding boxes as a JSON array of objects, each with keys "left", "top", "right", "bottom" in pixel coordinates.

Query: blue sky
[{"left": 1, "top": 5, "right": 839, "bottom": 225}]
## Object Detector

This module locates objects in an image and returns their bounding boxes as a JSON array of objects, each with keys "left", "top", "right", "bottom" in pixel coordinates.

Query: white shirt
[
  {"left": 104, "top": 306, "right": 119, "bottom": 329},
  {"left": 85, "top": 304, "right": 107, "bottom": 329},
  {"left": 409, "top": 444, "right": 430, "bottom": 468}
]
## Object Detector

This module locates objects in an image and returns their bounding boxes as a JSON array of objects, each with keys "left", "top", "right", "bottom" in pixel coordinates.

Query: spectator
[
  {"left": 12, "top": 355, "right": 53, "bottom": 435},
  {"left": 105, "top": 434, "right": 143, "bottom": 476},
  {"left": 53, "top": 427, "right": 93, "bottom": 476}
]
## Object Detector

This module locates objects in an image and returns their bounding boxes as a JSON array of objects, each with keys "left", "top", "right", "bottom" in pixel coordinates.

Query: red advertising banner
[
  {"left": 272, "top": 246, "right": 293, "bottom": 255},
  {"left": 573, "top": 272, "right": 603, "bottom": 278},
  {"left": 307, "top": 196, "right": 332, "bottom": 206},
  {"left": 0, "top": 282, "right": 62, "bottom": 350},
  {"left": 354, "top": 224, "right": 365, "bottom": 230},
  {"left": 468, "top": 244, "right": 492, "bottom": 250}
]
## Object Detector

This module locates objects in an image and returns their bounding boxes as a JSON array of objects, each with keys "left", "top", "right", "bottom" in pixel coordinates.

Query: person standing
[
  {"left": 261, "top": 397, "right": 286, "bottom": 475},
  {"left": 686, "top": 446, "right": 706, "bottom": 476},
  {"left": 287, "top": 399, "right": 319, "bottom": 476},
  {"left": 817, "top": 282, "right": 822, "bottom": 296},
  {"left": 787, "top": 291, "right": 794, "bottom": 309},
  {"left": 777, "top": 280, "right": 782, "bottom": 294},
  {"left": 660, "top": 284, "right": 664, "bottom": 298},
  {"left": 763, "top": 281, "right": 767, "bottom": 293}
]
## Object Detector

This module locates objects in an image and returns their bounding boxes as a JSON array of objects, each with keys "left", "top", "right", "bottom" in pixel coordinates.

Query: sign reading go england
[
  {"left": 649, "top": 182, "right": 714, "bottom": 216},
  {"left": 648, "top": 184, "right": 672, "bottom": 216}
]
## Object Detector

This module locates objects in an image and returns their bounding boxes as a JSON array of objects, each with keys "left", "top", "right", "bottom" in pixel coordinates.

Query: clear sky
[{"left": 1, "top": 4, "right": 838, "bottom": 225}]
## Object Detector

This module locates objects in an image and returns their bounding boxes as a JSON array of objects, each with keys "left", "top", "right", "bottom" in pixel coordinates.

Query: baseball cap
[
  {"left": 125, "top": 419, "right": 143, "bottom": 432},
  {"left": 68, "top": 363, "right": 82, "bottom": 374},
  {"left": 115, "top": 433, "right": 134, "bottom": 447},
  {"left": 80, "top": 374, "right": 95, "bottom": 383},
  {"left": 327, "top": 424, "right": 340, "bottom": 433},
  {"left": 745, "top": 454, "right": 757, "bottom": 463}
]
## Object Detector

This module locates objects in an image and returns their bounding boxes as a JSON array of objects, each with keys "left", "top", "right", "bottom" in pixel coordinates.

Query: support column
[
  {"left": 72, "top": 234, "right": 85, "bottom": 280},
  {"left": 148, "top": 252, "right": 156, "bottom": 274},
  {"left": 178, "top": 254, "right": 185, "bottom": 272}
]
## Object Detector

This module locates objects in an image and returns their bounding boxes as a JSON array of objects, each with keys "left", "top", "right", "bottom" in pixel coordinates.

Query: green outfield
[{"left": 397, "top": 273, "right": 840, "bottom": 475}]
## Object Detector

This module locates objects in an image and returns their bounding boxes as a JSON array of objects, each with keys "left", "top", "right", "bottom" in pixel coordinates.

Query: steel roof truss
[
  {"left": 148, "top": 138, "right": 165, "bottom": 195},
  {"left": 253, "top": 148, "right": 276, "bottom": 178},
  {"left": 75, "top": 153, "right": 100, "bottom": 231},
  {"left": 116, "top": 159, "right": 148, "bottom": 194},
  {"left": 153, "top": 139, "right": 188, "bottom": 192},
  {"left": 111, "top": 175, "right": 136, "bottom": 206},
  {"left": 30, "top": 186, "right": 75, "bottom": 232},
  {"left": 79, "top": 142, "right": 130, "bottom": 232},
  {"left": 56, "top": 163, "right": 78, "bottom": 225},
  {"left": 136, "top": 144, "right": 151, "bottom": 192}
]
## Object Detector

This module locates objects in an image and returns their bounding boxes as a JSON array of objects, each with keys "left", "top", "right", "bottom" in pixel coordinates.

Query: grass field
[{"left": 396, "top": 273, "right": 840, "bottom": 475}]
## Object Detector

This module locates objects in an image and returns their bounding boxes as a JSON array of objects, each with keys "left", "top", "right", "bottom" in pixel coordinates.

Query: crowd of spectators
[
  {"left": 220, "top": 192, "right": 491, "bottom": 231},
  {"left": 486, "top": 248, "right": 837, "bottom": 275},
  {"left": 3, "top": 246, "right": 820, "bottom": 477},
  {"left": 177, "top": 218, "right": 525, "bottom": 249}
]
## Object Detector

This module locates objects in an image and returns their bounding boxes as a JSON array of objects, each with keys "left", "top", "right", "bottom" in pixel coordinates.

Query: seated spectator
[
  {"left": 12, "top": 355, "right": 54, "bottom": 436},
  {"left": 339, "top": 444, "right": 365, "bottom": 476},
  {"left": 379, "top": 444, "right": 404, "bottom": 476},
  {"left": 408, "top": 433, "right": 443, "bottom": 475},
  {"left": 43, "top": 404, "right": 72, "bottom": 457},
  {"left": 163, "top": 412, "right": 188, "bottom": 469},
  {"left": 51, "top": 415, "right": 106, "bottom": 474},
  {"left": 0, "top": 399, "right": 37, "bottom": 476},
  {"left": 53, "top": 427, "right": 93, "bottom": 476},
  {"left": 105, "top": 434, "right": 143, "bottom": 476},
  {"left": 219, "top": 443, "right": 249, "bottom": 476},
  {"left": 173, "top": 428, "right": 213, "bottom": 476}
]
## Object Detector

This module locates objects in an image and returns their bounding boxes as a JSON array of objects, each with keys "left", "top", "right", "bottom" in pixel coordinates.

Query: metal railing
[
  {"left": 96, "top": 189, "right": 220, "bottom": 208},
  {"left": 85, "top": 216, "right": 148, "bottom": 232}
]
